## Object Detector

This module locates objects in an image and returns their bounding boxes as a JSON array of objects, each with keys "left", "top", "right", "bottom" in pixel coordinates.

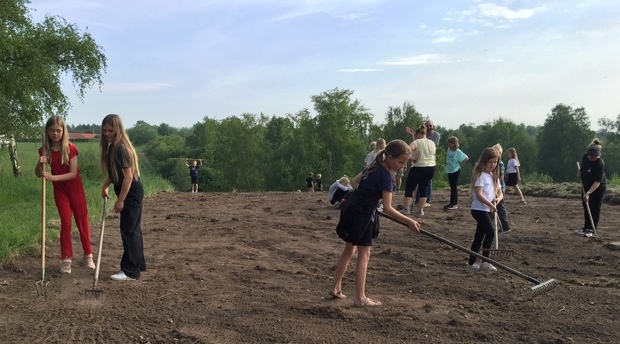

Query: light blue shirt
[{"left": 445, "top": 148, "right": 468, "bottom": 174}]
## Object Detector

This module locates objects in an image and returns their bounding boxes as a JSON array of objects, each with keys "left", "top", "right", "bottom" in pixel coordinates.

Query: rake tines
[
  {"left": 481, "top": 248, "right": 515, "bottom": 257},
  {"left": 531, "top": 279, "right": 557, "bottom": 294}
]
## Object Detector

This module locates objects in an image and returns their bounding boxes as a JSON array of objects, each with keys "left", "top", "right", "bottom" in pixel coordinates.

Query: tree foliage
[
  {"left": 0, "top": 0, "right": 107, "bottom": 137},
  {"left": 537, "top": 104, "right": 594, "bottom": 182}
]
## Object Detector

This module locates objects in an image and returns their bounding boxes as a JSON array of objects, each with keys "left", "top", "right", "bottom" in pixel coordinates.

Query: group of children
[
  {"left": 329, "top": 134, "right": 531, "bottom": 306},
  {"left": 36, "top": 114, "right": 145, "bottom": 281},
  {"left": 305, "top": 172, "right": 323, "bottom": 192}
]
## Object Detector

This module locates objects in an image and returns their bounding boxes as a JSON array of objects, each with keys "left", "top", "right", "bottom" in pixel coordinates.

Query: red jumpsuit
[{"left": 39, "top": 143, "right": 92, "bottom": 259}]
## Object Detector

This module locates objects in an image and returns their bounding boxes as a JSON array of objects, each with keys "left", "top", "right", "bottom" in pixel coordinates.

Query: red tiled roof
[{"left": 69, "top": 133, "right": 97, "bottom": 140}]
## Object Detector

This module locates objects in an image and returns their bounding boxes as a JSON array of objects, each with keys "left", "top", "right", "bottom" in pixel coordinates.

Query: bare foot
[{"left": 354, "top": 297, "right": 382, "bottom": 307}]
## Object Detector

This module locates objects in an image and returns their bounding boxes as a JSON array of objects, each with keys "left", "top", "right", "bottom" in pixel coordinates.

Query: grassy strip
[{"left": 0, "top": 141, "right": 173, "bottom": 262}]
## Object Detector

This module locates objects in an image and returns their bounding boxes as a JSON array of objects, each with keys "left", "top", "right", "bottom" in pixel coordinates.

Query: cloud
[
  {"left": 476, "top": 2, "right": 547, "bottom": 21},
  {"left": 382, "top": 54, "right": 448, "bottom": 66},
  {"left": 339, "top": 68, "right": 380, "bottom": 72}
]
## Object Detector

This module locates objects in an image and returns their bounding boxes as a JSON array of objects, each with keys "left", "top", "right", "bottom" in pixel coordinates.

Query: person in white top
[
  {"left": 505, "top": 147, "right": 526, "bottom": 204},
  {"left": 364, "top": 139, "right": 385, "bottom": 168},
  {"left": 399, "top": 125, "right": 436, "bottom": 216},
  {"left": 465, "top": 147, "right": 503, "bottom": 273}
]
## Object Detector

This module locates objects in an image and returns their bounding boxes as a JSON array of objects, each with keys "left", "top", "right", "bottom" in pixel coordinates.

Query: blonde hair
[
  {"left": 374, "top": 138, "right": 386, "bottom": 152},
  {"left": 364, "top": 139, "right": 411, "bottom": 177},
  {"left": 470, "top": 147, "right": 500, "bottom": 194},
  {"left": 100, "top": 114, "right": 140, "bottom": 183},
  {"left": 492, "top": 143, "right": 503, "bottom": 156},
  {"left": 507, "top": 147, "right": 519, "bottom": 162},
  {"left": 43, "top": 115, "right": 70, "bottom": 165},
  {"left": 338, "top": 175, "right": 350, "bottom": 184},
  {"left": 447, "top": 136, "right": 459, "bottom": 149}
]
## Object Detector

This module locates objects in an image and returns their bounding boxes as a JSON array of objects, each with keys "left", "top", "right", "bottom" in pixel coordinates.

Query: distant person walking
[
  {"left": 35, "top": 116, "right": 95, "bottom": 274},
  {"left": 505, "top": 147, "right": 526, "bottom": 204},
  {"left": 443, "top": 136, "right": 469, "bottom": 210},
  {"left": 465, "top": 147, "right": 502, "bottom": 273},
  {"left": 186, "top": 159, "right": 202, "bottom": 193},
  {"left": 315, "top": 173, "right": 323, "bottom": 191},
  {"left": 100, "top": 114, "right": 146, "bottom": 281},
  {"left": 306, "top": 172, "right": 314, "bottom": 192},
  {"left": 575, "top": 139, "right": 607, "bottom": 237}
]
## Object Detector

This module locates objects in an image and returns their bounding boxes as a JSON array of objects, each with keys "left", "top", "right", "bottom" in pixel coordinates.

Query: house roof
[{"left": 69, "top": 133, "right": 97, "bottom": 140}]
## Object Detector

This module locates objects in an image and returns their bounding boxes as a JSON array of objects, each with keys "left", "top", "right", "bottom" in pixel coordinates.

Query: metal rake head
[
  {"left": 481, "top": 248, "right": 515, "bottom": 257},
  {"left": 531, "top": 279, "right": 557, "bottom": 294},
  {"left": 84, "top": 288, "right": 104, "bottom": 298}
]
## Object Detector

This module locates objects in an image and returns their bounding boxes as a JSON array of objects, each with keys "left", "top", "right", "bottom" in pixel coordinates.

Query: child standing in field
[
  {"left": 306, "top": 172, "right": 314, "bottom": 192},
  {"left": 330, "top": 139, "right": 420, "bottom": 306},
  {"left": 443, "top": 136, "right": 469, "bottom": 210},
  {"left": 465, "top": 147, "right": 502, "bottom": 273},
  {"left": 100, "top": 114, "right": 146, "bottom": 281},
  {"left": 35, "top": 116, "right": 95, "bottom": 274},
  {"left": 505, "top": 147, "right": 526, "bottom": 204},
  {"left": 492, "top": 143, "right": 511, "bottom": 233},
  {"left": 315, "top": 173, "right": 323, "bottom": 191},
  {"left": 185, "top": 159, "right": 202, "bottom": 193}
]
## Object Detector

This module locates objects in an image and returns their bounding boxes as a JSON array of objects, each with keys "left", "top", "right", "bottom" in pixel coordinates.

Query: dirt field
[{"left": 1, "top": 189, "right": 619, "bottom": 343}]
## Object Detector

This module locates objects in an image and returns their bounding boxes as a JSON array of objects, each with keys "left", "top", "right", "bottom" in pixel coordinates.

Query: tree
[
  {"left": 126, "top": 121, "right": 158, "bottom": 145},
  {"left": 598, "top": 114, "right": 620, "bottom": 177},
  {"left": 0, "top": 0, "right": 107, "bottom": 136},
  {"left": 312, "top": 88, "right": 373, "bottom": 180},
  {"left": 537, "top": 104, "right": 594, "bottom": 182}
]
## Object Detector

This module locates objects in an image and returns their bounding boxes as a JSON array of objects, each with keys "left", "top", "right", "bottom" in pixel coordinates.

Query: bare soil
[{"left": 1, "top": 190, "right": 620, "bottom": 343}]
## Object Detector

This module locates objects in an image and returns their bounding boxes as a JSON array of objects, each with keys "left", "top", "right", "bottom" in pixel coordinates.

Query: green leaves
[{"left": 0, "top": 0, "right": 107, "bottom": 136}]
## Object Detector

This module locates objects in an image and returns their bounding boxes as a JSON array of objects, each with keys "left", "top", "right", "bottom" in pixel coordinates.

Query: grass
[{"left": 0, "top": 141, "right": 174, "bottom": 262}]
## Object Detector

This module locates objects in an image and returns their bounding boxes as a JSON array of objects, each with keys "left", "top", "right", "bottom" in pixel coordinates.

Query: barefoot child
[
  {"left": 35, "top": 116, "right": 95, "bottom": 274},
  {"left": 465, "top": 147, "right": 502, "bottom": 273},
  {"left": 330, "top": 139, "right": 420, "bottom": 306},
  {"left": 100, "top": 114, "right": 146, "bottom": 281}
]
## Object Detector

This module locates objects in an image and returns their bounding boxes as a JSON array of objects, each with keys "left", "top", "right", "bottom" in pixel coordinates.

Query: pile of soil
[{"left": 1, "top": 190, "right": 619, "bottom": 343}]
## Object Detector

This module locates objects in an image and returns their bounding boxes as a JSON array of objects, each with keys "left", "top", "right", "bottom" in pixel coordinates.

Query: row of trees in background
[{"left": 76, "top": 88, "right": 616, "bottom": 193}]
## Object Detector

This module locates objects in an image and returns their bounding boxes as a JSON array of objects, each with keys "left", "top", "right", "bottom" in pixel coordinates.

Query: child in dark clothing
[
  {"left": 330, "top": 140, "right": 420, "bottom": 307},
  {"left": 306, "top": 172, "right": 314, "bottom": 192}
]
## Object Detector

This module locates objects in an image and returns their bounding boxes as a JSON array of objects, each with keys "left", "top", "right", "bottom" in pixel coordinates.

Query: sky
[{"left": 27, "top": 0, "right": 620, "bottom": 130}]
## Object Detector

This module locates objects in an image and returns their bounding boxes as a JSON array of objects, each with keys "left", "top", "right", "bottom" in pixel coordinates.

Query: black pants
[
  {"left": 496, "top": 197, "right": 510, "bottom": 232},
  {"left": 469, "top": 210, "right": 495, "bottom": 265},
  {"left": 582, "top": 186, "right": 605, "bottom": 230},
  {"left": 447, "top": 170, "right": 460, "bottom": 206},
  {"left": 330, "top": 189, "right": 349, "bottom": 204},
  {"left": 114, "top": 180, "right": 146, "bottom": 279}
]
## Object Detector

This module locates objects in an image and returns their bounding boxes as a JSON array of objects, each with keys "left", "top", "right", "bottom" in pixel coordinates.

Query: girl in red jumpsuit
[{"left": 35, "top": 116, "right": 94, "bottom": 274}]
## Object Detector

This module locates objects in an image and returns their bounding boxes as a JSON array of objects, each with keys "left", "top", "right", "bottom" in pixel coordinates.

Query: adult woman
[
  {"left": 400, "top": 125, "right": 436, "bottom": 216},
  {"left": 576, "top": 139, "right": 607, "bottom": 237}
]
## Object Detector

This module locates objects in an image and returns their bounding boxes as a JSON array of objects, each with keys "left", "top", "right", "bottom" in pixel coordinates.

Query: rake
[
  {"left": 577, "top": 162, "right": 597, "bottom": 237},
  {"left": 85, "top": 199, "right": 107, "bottom": 297},
  {"left": 481, "top": 210, "right": 515, "bottom": 257},
  {"left": 379, "top": 211, "right": 557, "bottom": 295},
  {"left": 36, "top": 143, "right": 49, "bottom": 298}
]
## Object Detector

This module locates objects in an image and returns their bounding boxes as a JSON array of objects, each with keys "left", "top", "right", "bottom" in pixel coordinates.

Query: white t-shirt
[
  {"left": 471, "top": 172, "right": 497, "bottom": 212},
  {"left": 506, "top": 158, "right": 519, "bottom": 174}
]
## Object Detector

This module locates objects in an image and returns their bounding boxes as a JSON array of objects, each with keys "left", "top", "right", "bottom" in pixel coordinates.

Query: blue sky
[{"left": 28, "top": 0, "right": 620, "bottom": 130}]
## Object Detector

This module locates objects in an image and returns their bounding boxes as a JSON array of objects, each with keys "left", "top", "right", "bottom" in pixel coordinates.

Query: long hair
[
  {"left": 100, "top": 114, "right": 140, "bottom": 183},
  {"left": 363, "top": 139, "right": 411, "bottom": 178},
  {"left": 507, "top": 147, "right": 519, "bottom": 162},
  {"left": 470, "top": 147, "right": 500, "bottom": 193},
  {"left": 43, "top": 115, "right": 70, "bottom": 165}
]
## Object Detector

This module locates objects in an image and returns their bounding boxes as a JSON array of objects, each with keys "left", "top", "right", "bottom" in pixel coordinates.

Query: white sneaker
[
  {"left": 110, "top": 271, "right": 137, "bottom": 281},
  {"left": 480, "top": 262, "right": 498, "bottom": 273},
  {"left": 418, "top": 209, "right": 424, "bottom": 216},
  {"left": 465, "top": 262, "right": 480, "bottom": 273},
  {"left": 60, "top": 259, "right": 72, "bottom": 274}
]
